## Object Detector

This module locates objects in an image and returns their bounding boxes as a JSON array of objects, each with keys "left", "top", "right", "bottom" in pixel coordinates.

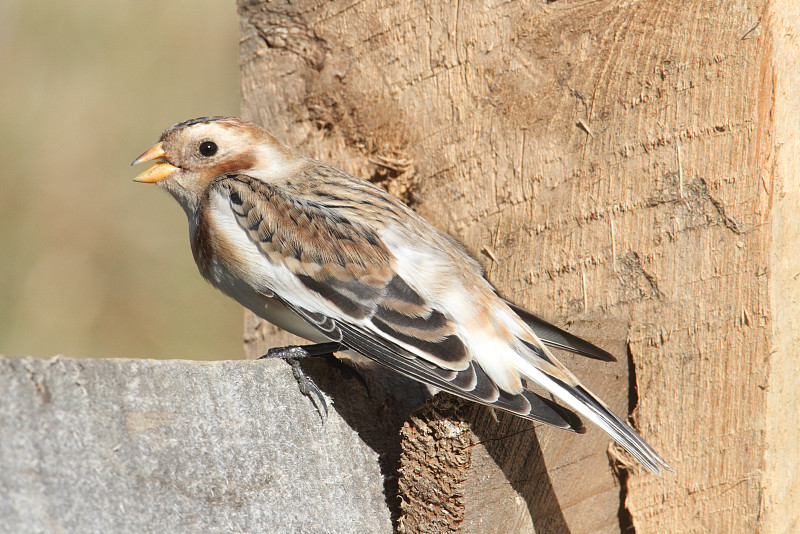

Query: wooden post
[{"left": 237, "top": 1, "right": 799, "bottom": 531}]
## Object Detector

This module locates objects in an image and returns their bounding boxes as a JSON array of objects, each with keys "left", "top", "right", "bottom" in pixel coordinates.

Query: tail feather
[
  {"left": 504, "top": 300, "right": 616, "bottom": 362},
  {"left": 511, "top": 341, "right": 673, "bottom": 475},
  {"left": 569, "top": 383, "right": 674, "bottom": 474},
  {"left": 528, "top": 366, "right": 672, "bottom": 474}
]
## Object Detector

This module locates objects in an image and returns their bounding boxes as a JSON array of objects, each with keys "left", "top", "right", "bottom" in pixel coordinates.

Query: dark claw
[{"left": 287, "top": 357, "right": 328, "bottom": 423}]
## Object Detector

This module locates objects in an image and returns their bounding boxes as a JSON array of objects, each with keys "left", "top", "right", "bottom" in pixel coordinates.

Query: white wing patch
[{"left": 379, "top": 224, "right": 526, "bottom": 392}]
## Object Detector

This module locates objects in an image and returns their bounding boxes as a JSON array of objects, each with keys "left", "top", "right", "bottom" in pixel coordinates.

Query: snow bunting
[{"left": 132, "top": 116, "right": 671, "bottom": 474}]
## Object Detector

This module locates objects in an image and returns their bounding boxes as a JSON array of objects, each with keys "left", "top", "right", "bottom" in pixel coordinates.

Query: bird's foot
[{"left": 259, "top": 342, "right": 342, "bottom": 422}]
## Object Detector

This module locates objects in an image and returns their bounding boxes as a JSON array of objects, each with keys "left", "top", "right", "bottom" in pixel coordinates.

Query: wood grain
[{"left": 237, "top": 0, "right": 797, "bottom": 531}]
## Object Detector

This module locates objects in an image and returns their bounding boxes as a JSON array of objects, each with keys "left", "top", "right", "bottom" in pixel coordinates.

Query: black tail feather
[{"left": 505, "top": 300, "right": 617, "bottom": 362}]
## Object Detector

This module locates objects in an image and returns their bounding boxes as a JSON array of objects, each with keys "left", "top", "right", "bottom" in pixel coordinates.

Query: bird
[{"left": 131, "top": 116, "right": 672, "bottom": 475}]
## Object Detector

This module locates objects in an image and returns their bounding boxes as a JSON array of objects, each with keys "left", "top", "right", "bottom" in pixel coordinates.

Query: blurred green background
[{"left": 0, "top": 1, "right": 246, "bottom": 359}]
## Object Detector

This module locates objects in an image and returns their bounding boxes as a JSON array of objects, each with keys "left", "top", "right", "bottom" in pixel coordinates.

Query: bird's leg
[
  {"left": 258, "top": 342, "right": 343, "bottom": 422},
  {"left": 260, "top": 342, "right": 343, "bottom": 361}
]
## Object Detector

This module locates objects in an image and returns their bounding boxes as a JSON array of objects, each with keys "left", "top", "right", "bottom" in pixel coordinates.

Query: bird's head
[{"left": 132, "top": 116, "right": 296, "bottom": 212}]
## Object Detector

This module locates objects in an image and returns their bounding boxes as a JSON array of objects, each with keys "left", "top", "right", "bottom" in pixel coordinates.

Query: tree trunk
[{"left": 238, "top": 1, "right": 799, "bottom": 532}]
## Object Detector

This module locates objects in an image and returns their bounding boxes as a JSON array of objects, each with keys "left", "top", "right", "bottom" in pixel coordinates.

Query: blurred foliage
[{"left": 0, "top": 1, "right": 246, "bottom": 359}]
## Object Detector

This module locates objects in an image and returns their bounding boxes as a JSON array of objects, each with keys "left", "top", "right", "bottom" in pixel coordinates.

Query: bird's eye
[{"left": 199, "top": 141, "right": 218, "bottom": 157}]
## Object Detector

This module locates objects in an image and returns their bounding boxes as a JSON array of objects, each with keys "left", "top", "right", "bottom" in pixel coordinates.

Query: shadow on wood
[
  {"left": 297, "top": 355, "right": 431, "bottom": 521},
  {"left": 466, "top": 406, "right": 572, "bottom": 534}
]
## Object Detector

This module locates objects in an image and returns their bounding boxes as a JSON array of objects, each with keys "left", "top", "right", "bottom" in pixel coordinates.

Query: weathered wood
[
  {"left": 0, "top": 356, "right": 393, "bottom": 533},
  {"left": 237, "top": 0, "right": 798, "bottom": 532}
]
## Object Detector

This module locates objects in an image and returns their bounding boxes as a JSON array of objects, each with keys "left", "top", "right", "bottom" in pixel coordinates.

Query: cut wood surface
[{"left": 232, "top": 1, "right": 798, "bottom": 532}]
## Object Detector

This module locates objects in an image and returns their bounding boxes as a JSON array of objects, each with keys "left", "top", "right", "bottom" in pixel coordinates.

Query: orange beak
[{"left": 131, "top": 142, "right": 179, "bottom": 183}]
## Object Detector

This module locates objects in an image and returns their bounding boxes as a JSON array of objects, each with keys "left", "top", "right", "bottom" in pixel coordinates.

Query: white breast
[{"left": 202, "top": 189, "right": 330, "bottom": 343}]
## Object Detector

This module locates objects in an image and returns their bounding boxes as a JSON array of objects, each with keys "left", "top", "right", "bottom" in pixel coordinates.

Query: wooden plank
[
  {"left": 762, "top": 3, "right": 800, "bottom": 533},
  {"left": 0, "top": 356, "right": 393, "bottom": 533}
]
